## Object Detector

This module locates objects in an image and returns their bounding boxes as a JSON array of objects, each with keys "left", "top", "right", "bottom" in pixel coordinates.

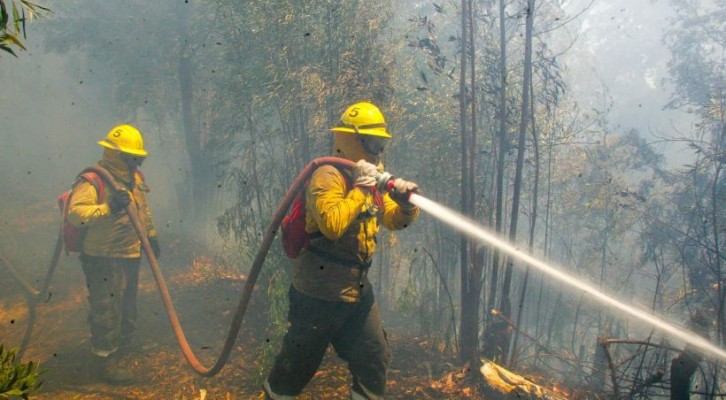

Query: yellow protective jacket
[
  {"left": 67, "top": 149, "right": 156, "bottom": 258},
  {"left": 292, "top": 164, "right": 418, "bottom": 302}
]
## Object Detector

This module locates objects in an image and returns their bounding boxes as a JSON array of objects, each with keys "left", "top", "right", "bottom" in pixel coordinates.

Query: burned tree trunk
[
  {"left": 670, "top": 312, "right": 708, "bottom": 400},
  {"left": 670, "top": 350, "right": 700, "bottom": 400}
]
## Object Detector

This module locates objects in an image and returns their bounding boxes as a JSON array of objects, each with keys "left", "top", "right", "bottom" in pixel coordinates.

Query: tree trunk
[
  {"left": 590, "top": 337, "right": 607, "bottom": 392},
  {"left": 483, "top": 0, "right": 509, "bottom": 362},
  {"left": 458, "top": 0, "right": 478, "bottom": 367},
  {"left": 510, "top": 83, "right": 540, "bottom": 367},
  {"left": 177, "top": 7, "right": 213, "bottom": 231},
  {"left": 499, "top": 0, "right": 535, "bottom": 363},
  {"left": 711, "top": 164, "right": 724, "bottom": 347},
  {"left": 670, "top": 312, "right": 709, "bottom": 400},
  {"left": 466, "top": 0, "right": 482, "bottom": 372},
  {"left": 670, "top": 351, "right": 700, "bottom": 400}
]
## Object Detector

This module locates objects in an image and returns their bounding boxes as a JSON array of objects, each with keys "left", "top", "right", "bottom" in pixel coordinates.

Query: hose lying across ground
[
  {"left": 0, "top": 228, "right": 62, "bottom": 361},
  {"left": 4, "top": 157, "right": 356, "bottom": 376}
]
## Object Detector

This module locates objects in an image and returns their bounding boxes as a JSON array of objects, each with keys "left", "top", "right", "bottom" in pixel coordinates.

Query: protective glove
[
  {"left": 109, "top": 190, "right": 132, "bottom": 214},
  {"left": 390, "top": 178, "right": 419, "bottom": 211},
  {"left": 148, "top": 236, "right": 161, "bottom": 260},
  {"left": 351, "top": 159, "right": 379, "bottom": 189}
]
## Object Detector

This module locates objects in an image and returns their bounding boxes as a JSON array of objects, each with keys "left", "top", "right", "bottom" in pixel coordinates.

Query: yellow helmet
[
  {"left": 98, "top": 124, "right": 148, "bottom": 157},
  {"left": 330, "top": 102, "right": 391, "bottom": 138}
]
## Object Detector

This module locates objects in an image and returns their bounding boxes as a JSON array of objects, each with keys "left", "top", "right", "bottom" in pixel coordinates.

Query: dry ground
[{"left": 1, "top": 204, "right": 476, "bottom": 399}]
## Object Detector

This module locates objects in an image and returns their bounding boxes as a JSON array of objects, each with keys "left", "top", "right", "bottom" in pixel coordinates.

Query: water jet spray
[{"left": 408, "top": 193, "right": 726, "bottom": 362}]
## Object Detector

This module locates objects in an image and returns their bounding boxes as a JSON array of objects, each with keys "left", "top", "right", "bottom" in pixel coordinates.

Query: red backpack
[
  {"left": 280, "top": 189, "right": 309, "bottom": 259},
  {"left": 57, "top": 167, "right": 106, "bottom": 255},
  {"left": 280, "top": 170, "right": 355, "bottom": 259}
]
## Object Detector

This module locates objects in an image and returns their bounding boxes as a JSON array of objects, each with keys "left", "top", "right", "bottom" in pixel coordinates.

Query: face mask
[
  {"left": 358, "top": 136, "right": 388, "bottom": 156},
  {"left": 120, "top": 153, "right": 146, "bottom": 170}
]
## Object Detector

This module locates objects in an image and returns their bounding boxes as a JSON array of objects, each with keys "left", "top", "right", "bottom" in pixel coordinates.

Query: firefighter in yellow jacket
[
  {"left": 68, "top": 124, "right": 160, "bottom": 384},
  {"left": 264, "top": 102, "right": 419, "bottom": 400}
]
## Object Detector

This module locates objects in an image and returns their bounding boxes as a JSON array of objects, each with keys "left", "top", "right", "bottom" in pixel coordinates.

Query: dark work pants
[
  {"left": 267, "top": 286, "right": 392, "bottom": 399},
  {"left": 80, "top": 255, "right": 140, "bottom": 355}
]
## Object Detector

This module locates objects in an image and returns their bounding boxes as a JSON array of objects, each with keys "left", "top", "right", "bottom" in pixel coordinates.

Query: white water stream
[{"left": 409, "top": 193, "right": 726, "bottom": 362}]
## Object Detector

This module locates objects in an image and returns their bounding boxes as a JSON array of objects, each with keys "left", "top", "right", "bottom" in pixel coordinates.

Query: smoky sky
[{"left": 562, "top": 0, "right": 695, "bottom": 164}]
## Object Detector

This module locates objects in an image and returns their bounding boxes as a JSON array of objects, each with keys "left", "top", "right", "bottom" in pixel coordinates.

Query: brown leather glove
[
  {"left": 390, "top": 178, "right": 419, "bottom": 210},
  {"left": 109, "top": 190, "right": 131, "bottom": 214}
]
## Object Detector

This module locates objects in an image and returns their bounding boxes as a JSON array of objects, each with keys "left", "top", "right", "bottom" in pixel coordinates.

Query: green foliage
[
  {"left": 0, "top": 0, "right": 49, "bottom": 57},
  {"left": 214, "top": 0, "right": 399, "bottom": 268},
  {"left": 394, "top": 249, "right": 456, "bottom": 353},
  {"left": 255, "top": 267, "right": 290, "bottom": 383},
  {"left": 0, "top": 345, "right": 42, "bottom": 399}
]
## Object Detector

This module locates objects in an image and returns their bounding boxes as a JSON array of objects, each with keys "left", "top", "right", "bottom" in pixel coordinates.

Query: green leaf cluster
[
  {"left": 0, "top": 0, "right": 49, "bottom": 57},
  {"left": 0, "top": 344, "right": 42, "bottom": 400}
]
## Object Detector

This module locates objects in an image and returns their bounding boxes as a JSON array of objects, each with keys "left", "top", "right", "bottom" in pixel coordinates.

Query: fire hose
[
  {"left": 8, "top": 157, "right": 359, "bottom": 376},
  {"left": 1, "top": 223, "right": 63, "bottom": 361}
]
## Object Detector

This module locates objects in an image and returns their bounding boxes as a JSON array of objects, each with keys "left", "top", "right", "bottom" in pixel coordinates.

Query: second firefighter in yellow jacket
[{"left": 68, "top": 124, "right": 160, "bottom": 384}]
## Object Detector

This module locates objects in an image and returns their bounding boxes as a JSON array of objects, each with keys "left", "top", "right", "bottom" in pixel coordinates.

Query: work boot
[
  {"left": 104, "top": 355, "right": 135, "bottom": 385},
  {"left": 263, "top": 379, "right": 293, "bottom": 400},
  {"left": 119, "top": 336, "right": 159, "bottom": 355},
  {"left": 92, "top": 354, "right": 135, "bottom": 385}
]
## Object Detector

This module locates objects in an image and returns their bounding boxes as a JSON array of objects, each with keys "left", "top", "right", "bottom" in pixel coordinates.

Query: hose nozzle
[{"left": 375, "top": 171, "right": 394, "bottom": 193}]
